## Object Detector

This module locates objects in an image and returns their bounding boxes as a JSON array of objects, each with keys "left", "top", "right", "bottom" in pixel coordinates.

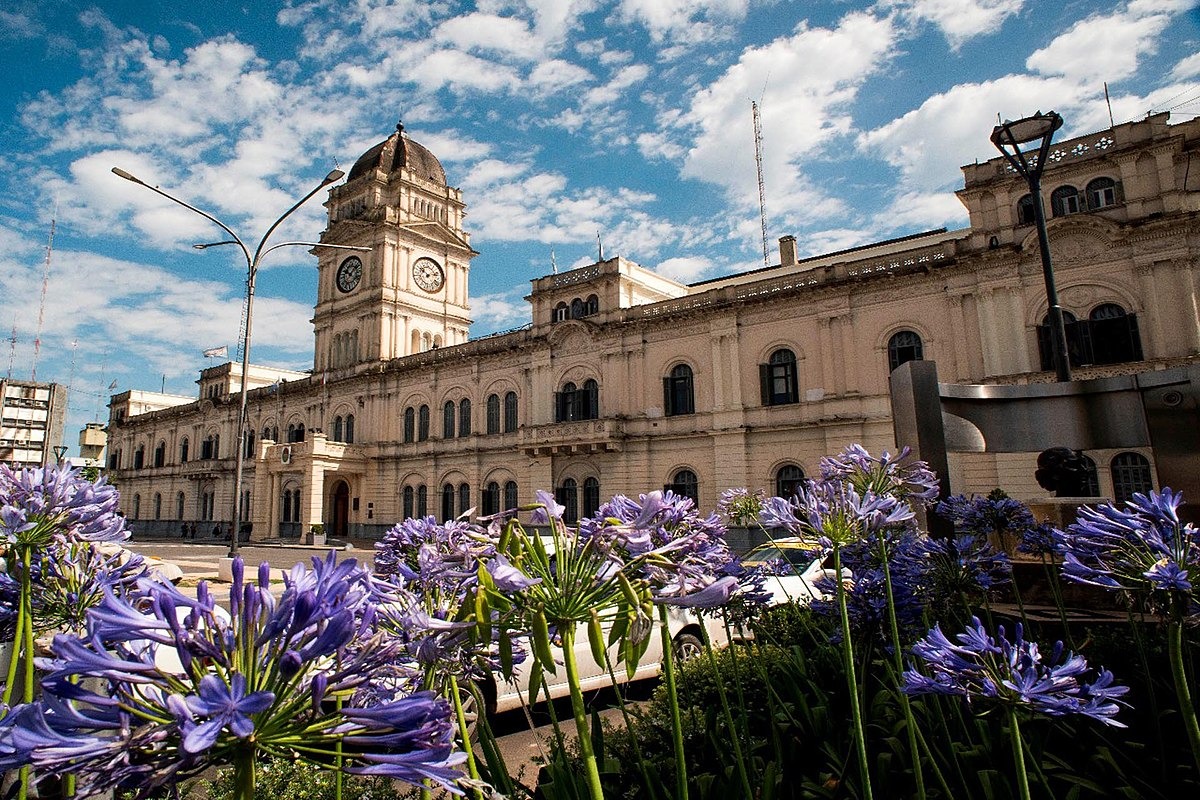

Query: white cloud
[
  {"left": 1026, "top": 4, "right": 1175, "bottom": 82},
  {"left": 528, "top": 59, "right": 595, "bottom": 92},
  {"left": 468, "top": 292, "right": 529, "bottom": 329},
  {"left": 857, "top": 74, "right": 1084, "bottom": 193},
  {"left": 614, "top": 0, "right": 750, "bottom": 44},
  {"left": 652, "top": 255, "right": 714, "bottom": 282},
  {"left": 890, "top": 0, "right": 1024, "bottom": 49},
  {"left": 872, "top": 190, "right": 969, "bottom": 232},
  {"left": 680, "top": 11, "right": 899, "bottom": 222},
  {"left": 405, "top": 48, "right": 523, "bottom": 94},
  {"left": 583, "top": 63, "right": 651, "bottom": 105},
  {"left": 1171, "top": 52, "right": 1200, "bottom": 80},
  {"left": 434, "top": 13, "right": 544, "bottom": 61}
]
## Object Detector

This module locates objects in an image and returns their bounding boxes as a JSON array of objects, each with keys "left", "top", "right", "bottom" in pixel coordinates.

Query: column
[
  {"left": 837, "top": 314, "right": 860, "bottom": 394},
  {"left": 818, "top": 316, "right": 838, "bottom": 394}
]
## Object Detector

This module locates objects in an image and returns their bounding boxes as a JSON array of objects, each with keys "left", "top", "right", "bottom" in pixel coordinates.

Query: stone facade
[{"left": 105, "top": 113, "right": 1200, "bottom": 541}]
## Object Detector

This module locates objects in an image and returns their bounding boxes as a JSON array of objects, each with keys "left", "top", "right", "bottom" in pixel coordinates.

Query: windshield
[{"left": 742, "top": 543, "right": 819, "bottom": 568}]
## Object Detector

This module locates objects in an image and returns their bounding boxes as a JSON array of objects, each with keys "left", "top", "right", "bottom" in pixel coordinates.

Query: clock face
[
  {"left": 336, "top": 256, "right": 363, "bottom": 293},
  {"left": 413, "top": 257, "right": 445, "bottom": 293}
]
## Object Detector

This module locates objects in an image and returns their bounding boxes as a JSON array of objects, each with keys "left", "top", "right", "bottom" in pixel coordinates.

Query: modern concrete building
[
  {"left": 106, "top": 113, "right": 1200, "bottom": 540},
  {"left": 1, "top": 378, "right": 67, "bottom": 467}
]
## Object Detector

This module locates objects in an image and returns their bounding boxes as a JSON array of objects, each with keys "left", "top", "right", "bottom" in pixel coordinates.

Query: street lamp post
[
  {"left": 111, "top": 167, "right": 369, "bottom": 556},
  {"left": 990, "top": 110, "right": 1072, "bottom": 382}
]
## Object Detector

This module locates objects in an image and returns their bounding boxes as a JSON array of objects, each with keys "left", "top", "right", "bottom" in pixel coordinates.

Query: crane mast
[
  {"left": 30, "top": 210, "right": 56, "bottom": 383},
  {"left": 752, "top": 101, "right": 770, "bottom": 269}
]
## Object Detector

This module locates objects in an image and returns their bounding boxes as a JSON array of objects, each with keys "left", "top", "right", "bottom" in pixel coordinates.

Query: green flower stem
[
  {"left": 600, "top": 653, "right": 660, "bottom": 800},
  {"left": 657, "top": 604, "right": 689, "bottom": 800},
  {"left": 559, "top": 622, "right": 605, "bottom": 800},
  {"left": 1007, "top": 709, "right": 1031, "bottom": 800},
  {"left": 1167, "top": 612, "right": 1200, "bottom": 778},
  {"left": 334, "top": 695, "right": 344, "bottom": 800},
  {"left": 232, "top": 745, "right": 256, "bottom": 800},
  {"left": 448, "top": 675, "right": 483, "bottom": 798},
  {"left": 697, "top": 623, "right": 753, "bottom": 800},
  {"left": 877, "top": 539, "right": 926, "bottom": 800},
  {"left": 834, "top": 545, "right": 873, "bottom": 800}
]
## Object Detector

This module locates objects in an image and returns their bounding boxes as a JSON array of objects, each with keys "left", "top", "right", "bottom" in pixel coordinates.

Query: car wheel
[{"left": 672, "top": 632, "right": 704, "bottom": 663}]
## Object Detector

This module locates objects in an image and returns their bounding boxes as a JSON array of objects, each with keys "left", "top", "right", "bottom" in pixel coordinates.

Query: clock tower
[{"left": 314, "top": 122, "right": 476, "bottom": 373}]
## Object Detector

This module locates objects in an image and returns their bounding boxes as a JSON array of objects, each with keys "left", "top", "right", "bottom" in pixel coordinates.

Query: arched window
[
  {"left": 153, "top": 493, "right": 162, "bottom": 520},
  {"left": 504, "top": 391, "right": 518, "bottom": 432},
  {"left": 403, "top": 407, "right": 415, "bottom": 443},
  {"left": 344, "top": 414, "right": 354, "bottom": 444},
  {"left": 1078, "top": 454, "right": 1101, "bottom": 497},
  {"left": 418, "top": 405, "right": 430, "bottom": 441},
  {"left": 459, "top": 483, "right": 471, "bottom": 516},
  {"left": 556, "top": 382, "right": 578, "bottom": 422},
  {"left": 1016, "top": 194, "right": 1036, "bottom": 225},
  {"left": 417, "top": 485, "right": 428, "bottom": 517},
  {"left": 442, "top": 401, "right": 455, "bottom": 439},
  {"left": 583, "top": 477, "right": 600, "bottom": 518},
  {"left": 1111, "top": 452, "right": 1153, "bottom": 505},
  {"left": 243, "top": 430, "right": 255, "bottom": 458},
  {"left": 180, "top": 437, "right": 189, "bottom": 463},
  {"left": 333, "top": 416, "right": 343, "bottom": 442},
  {"left": 571, "top": 298, "right": 585, "bottom": 319},
  {"left": 176, "top": 492, "right": 186, "bottom": 520},
  {"left": 667, "top": 469, "right": 699, "bottom": 504},
  {"left": 441, "top": 484, "right": 455, "bottom": 522},
  {"left": 403, "top": 485, "right": 415, "bottom": 519},
  {"left": 153, "top": 441, "right": 165, "bottom": 468},
  {"left": 134, "top": 445, "right": 145, "bottom": 470},
  {"left": 553, "top": 302, "right": 569, "bottom": 322},
  {"left": 888, "top": 330, "right": 924, "bottom": 373},
  {"left": 1050, "top": 185, "right": 1082, "bottom": 216},
  {"left": 760, "top": 348, "right": 798, "bottom": 406},
  {"left": 556, "top": 478, "right": 579, "bottom": 524},
  {"left": 775, "top": 465, "right": 805, "bottom": 498},
  {"left": 584, "top": 295, "right": 599, "bottom": 316},
  {"left": 240, "top": 490, "right": 251, "bottom": 521},
  {"left": 281, "top": 490, "right": 293, "bottom": 523},
  {"left": 1089, "top": 303, "right": 1143, "bottom": 365},
  {"left": 458, "top": 399, "right": 471, "bottom": 437},
  {"left": 486, "top": 394, "right": 501, "bottom": 434},
  {"left": 583, "top": 379, "right": 599, "bottom": 419},
  {"left": 664, "top": 364, "right": 695, "bottom": 416},
  {"left": 132, "top": 494, "right": 141, "bottom": 519},
  {"left": 504, "top": 481, "right": 518, "bottom": 511},
  {"left": 482, "top": 481, "right": 500, "bottom": 516},
  {"left": 1087, "top": 177, "right": 1118, "bottom": 209}
]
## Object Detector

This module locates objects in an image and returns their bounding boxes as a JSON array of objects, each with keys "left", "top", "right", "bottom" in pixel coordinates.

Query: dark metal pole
[{"left": 1028, "top": 175, "right": 1073, "bottom": 382}]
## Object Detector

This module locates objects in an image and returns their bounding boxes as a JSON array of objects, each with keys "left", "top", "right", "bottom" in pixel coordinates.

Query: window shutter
[
  {"left": 759, "top": 363, "right": 770, "bottom": 405},
  {"left": 554, "top": 391, "right": 562, "bottom": 423},
  {"left": 662, "top": 376, "right": 672, "bottom": 415},
  {"left": 1127, "top": 314, "right": 1143, "bottom": 361}
]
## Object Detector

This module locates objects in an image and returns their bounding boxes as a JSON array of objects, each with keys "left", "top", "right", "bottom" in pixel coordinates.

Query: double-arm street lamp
[
  {"left": 111, "top": 166, "right": 370, "bottom": 556},
  {"left": 990, "top": 110, "right": 1072, "bottom": 382}
]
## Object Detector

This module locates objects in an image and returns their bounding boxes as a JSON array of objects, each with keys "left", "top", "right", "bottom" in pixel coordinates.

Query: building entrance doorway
[{"left": 331, "top": 481, "right": 350, "bottom": 541}]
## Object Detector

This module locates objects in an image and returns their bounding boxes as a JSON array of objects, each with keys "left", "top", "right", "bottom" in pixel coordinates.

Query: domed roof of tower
[{"left": 347, "top": 122, "right": 447, "bottom": 185}]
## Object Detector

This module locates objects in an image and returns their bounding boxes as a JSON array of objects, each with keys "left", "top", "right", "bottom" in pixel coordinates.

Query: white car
[
  {"left": 740, "top": 537, "right": 845, "bottom": 606},
  {"left": 477, "top": 605, "right": 726, "bottom": 716}
]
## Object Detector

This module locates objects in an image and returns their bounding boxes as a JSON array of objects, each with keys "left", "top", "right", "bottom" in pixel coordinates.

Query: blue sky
[{"left": 1, "top": 0, "right": 1198, "bottom": 454}]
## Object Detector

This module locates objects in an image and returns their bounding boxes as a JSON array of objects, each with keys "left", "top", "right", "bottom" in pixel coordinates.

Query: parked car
[
  {"left": 477, "top": 604, "right": 726, "bottom": 717},
  {"left": 740, "top": 537, "right": 846, "bottom": 606}
]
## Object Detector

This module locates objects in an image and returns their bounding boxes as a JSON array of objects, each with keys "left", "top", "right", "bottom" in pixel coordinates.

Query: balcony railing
[{"left": 520, "top": 418, "right": 623, "bottom": 456}]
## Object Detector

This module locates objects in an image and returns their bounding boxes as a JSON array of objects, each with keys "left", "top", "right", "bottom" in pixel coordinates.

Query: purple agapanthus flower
[
  {"left": 0, "top": 555, "right": 466, "bottom": 797},
  {"left": 0, "top": 463, "right": 130, "bottom": 549},
  {"left": 1055, "top": 488, "right": 1200, "bottom": 615},
  {"left": 820, "top": 445, "right": 940, "bottom": 505},
  {"left": 904, "top": 616, "right": 1128, "bottom": 726}
]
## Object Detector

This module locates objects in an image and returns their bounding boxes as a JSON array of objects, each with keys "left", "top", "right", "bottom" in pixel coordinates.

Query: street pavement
[{"left": 121, "top": 538, "right": 366, "bottom": 583}]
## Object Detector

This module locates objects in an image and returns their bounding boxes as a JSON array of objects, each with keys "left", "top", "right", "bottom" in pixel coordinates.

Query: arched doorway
[{"left": 331, "top": 480, "right": 350, "bottom": 540}]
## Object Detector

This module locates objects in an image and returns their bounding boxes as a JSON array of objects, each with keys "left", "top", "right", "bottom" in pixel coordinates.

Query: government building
[{"left": 105, "top": 112, "right": 1200, "bottom": 541}]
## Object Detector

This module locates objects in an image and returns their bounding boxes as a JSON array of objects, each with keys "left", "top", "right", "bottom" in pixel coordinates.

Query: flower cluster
[
  {"left": 810, "top": 531, "right": 927, "bottom": 639},
  {"left": 1056, "top": 488, "right": 1199, "bottom": 615},
  {"left": 30, "top": 541, "right": 148, "bottom": 634},
  {"left": 0, "top": 555, "right": 465, "bottom": 797},
  {"left": 374, "top": 515, "right": 530, "bottom": 680},
  {"left": 717, "top": 487, "right": 767, "bottom": 526},
  {"left": 0, "top": 463, "right": 129, "bottom": 550},
  {"left": 819, "top": 445, "right": 940, "bottom": 505},
  {"left": 904, "top": 616, "right": 1128, "bottom": 726},
  {"left": 759, "top": 480, "right": 915, "bottom": 547},
  {"left": 582, "top": 490, "right": 744, "bottom": 608}
]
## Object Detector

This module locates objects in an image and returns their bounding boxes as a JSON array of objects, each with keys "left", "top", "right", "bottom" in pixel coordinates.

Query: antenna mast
[
  {"left": 752, "top": 101, "right": 770, "bottom": 269},
  {"left": 30, "top": 206, "right": 57, "bottom": 383},
  {"left": 6, "top": 325, "right": 16, "bottom": 380}
]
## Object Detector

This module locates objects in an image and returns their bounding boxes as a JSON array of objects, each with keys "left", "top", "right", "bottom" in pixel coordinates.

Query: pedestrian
[{"left": 181, "top": 523, "right": 188, "bottom": 539}]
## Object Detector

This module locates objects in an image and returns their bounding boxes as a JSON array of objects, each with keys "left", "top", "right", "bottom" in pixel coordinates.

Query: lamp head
[
  {"left": 111, "top": 167, "right": 142, "bottom": 184},
  {"left": 322, "top": 169, "right": 345, "bottom": 185},
  {"left": 991, "top": 111, "right": 1063, "bottom": 147}
]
